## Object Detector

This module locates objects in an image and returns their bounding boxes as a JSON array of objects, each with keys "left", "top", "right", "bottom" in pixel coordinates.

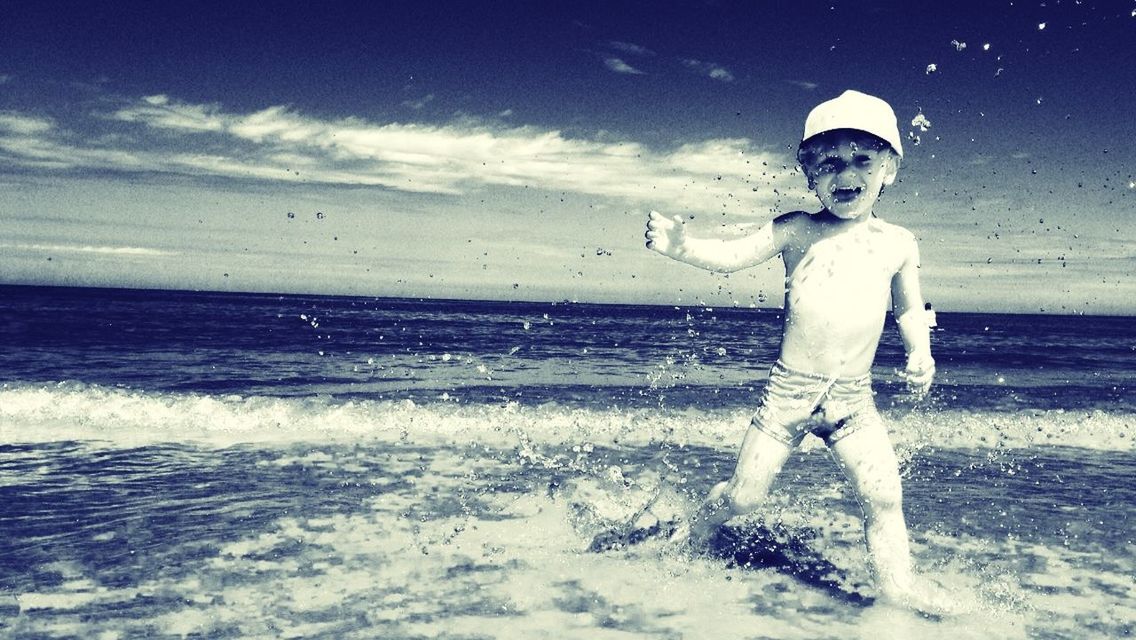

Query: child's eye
[{"left": 815, "top": 159, "right": 840, "bottom": 173}]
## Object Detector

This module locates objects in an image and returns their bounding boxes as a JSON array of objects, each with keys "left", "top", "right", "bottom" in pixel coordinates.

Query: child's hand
[
  {"left": 645, "top": 210, "right": 687, "bottom": 258},
  {"left": 898, "top": 352, "right": 935, "bottom": 399}
]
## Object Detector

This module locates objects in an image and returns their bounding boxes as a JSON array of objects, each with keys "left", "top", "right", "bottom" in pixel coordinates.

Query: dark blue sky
[{"left": 1, "top": 1, "right": 1133, "bottom": 313}]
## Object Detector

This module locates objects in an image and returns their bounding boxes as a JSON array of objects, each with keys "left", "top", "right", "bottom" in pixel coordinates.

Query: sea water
[{"left": 0, "top": 285, "right": 1132, "bottom": 639}]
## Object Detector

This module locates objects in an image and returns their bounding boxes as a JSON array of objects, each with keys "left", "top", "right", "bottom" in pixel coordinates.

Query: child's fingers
[
  {"left": 644, "top": 210, "right": 681, "bottom": 252},
  {"left": 644, "top": 227, "right": 664, "bottom": 250},
  {"left": 646, "top": 211, "right": 664, "bottom": 229},
  {"left": 897, "top": 367, "right": 934, "bottom": 397},
  {"left": 911, "top": 374, "right": 933, "bottom": 395}
]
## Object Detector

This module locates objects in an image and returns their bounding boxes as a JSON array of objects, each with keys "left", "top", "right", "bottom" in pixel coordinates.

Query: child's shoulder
[
  {"left": 870, "top": 219, "right": 919, "bottom": 253},
  {"left": 772, "top": 210, "right": 816, "bottom": 228},
  {"left": 772, "top": 212, "right": 917, "bottom": 249},
  {"left": 867, "top": 218, "right": 920, "bottom": 265},
  {"left": 868, "top": 216, "right": 915, "bottom": 239}
]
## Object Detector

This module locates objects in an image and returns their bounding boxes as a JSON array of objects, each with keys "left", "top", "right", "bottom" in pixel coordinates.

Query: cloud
[
  {"left": 1, "top": 243, "right": 177, "bottom": 257},
  {"left": 787, "top": 80, "right": 819, "bottom": 90},
  {"left": 681, "top": 59, "right": 735, "bottom": 83},
  {"left": 604, "top": 57, "right": 644, "bottom": 75},
  {"left": 0, "top": 95, "right": 807, "bottom": 214},
  {"left": 608, "top": 41, "right": 654, "bottom": 56},
  {"left": 401, "top": 94, "right": 435, "bottom": 110},
  {"left": 116, "top": 95, "right": 225, "bottom": 132},
  {"left": 708, "top": 67, "right": 735, "bottom": 82},
  {"left": 0, "top": 112, "right": 55, "bottom": 135}
]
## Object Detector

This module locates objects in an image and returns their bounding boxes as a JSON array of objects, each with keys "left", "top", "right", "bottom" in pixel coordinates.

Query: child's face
[{"left": 801, "top": 133, "right": 899, "bottom": 220}]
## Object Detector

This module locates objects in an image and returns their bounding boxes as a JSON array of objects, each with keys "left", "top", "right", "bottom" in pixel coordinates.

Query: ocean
[{"left": 0, "top": 285, "right": 1132, "bottom": 639}]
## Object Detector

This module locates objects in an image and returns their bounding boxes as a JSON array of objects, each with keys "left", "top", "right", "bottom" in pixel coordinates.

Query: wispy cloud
[
  {"left": 608, "top": 41, "right": 654, "bottom": 56},
  {"left": 0, "top": 111, "right": 55, "bottom": 135},
  {"left": 787, "top": 80, "right": 819, "bottom": 90},
  {"left": 681, "top": 59, "right": 735, "bottom": 83},
  {"left": 117, "top": 95, "right": 224, "bottom": 132},
  {"left": 0, "top": 94, "right": 806, "bottom": 214},
  {"left": 1, "top": 243, "right": 178, "bottom": 257},
  {"left": 604, "top": 57, "right": 644, "bottom": 75},
  {"left": 401, "top": 94, "right": 435, "bottom": 110}
]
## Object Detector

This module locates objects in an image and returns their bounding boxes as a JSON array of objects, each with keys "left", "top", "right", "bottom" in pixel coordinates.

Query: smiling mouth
[{"left": 831, "top": 186, "right": 862, "bottom": 202}]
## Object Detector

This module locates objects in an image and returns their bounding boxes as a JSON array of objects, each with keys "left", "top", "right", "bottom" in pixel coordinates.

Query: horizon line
[{"left": 1, "top": 281, "right": 1130, "bottom": 318}]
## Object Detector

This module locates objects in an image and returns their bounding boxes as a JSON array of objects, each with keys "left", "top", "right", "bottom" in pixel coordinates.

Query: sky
[{"left": 1, "top": 0, "right": 1133, "bottom": 314}]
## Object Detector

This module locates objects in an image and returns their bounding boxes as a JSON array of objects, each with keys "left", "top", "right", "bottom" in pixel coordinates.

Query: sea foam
[{"left": 1, "top": 383, "right": 1131, "bottom": 452}]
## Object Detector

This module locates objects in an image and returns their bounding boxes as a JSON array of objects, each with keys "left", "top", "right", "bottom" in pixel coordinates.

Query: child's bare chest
[{"left": 784, "top": 227, "right": 903, "bottom": 294}]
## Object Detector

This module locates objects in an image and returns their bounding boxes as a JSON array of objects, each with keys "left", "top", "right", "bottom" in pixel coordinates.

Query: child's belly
[{"left": 781, "top": 274, "right": 890, "bottom": 376}]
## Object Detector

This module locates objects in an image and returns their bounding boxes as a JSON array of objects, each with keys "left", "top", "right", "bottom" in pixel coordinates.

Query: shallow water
[
  {"left": 1, "top": 432, "right": 1132, "bottom": 639},
  {"left": 0, "top": 286, "right": 1133, "bottom": 638}
]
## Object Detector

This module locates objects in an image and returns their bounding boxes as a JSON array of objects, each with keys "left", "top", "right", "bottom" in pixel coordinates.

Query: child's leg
[
  {"left": 680, "top": 426, "right": 793, "bottom": 545},
  {"left": 828, "top": 422, "right": 914, "bottom": 598}
]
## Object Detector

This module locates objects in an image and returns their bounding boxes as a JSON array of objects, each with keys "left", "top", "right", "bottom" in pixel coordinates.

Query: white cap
[{"left": 800, "top": 90, "right": 903, "bottom": 157}]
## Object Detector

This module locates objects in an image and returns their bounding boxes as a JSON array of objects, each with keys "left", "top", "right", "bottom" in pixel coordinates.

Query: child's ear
[
  {"left": 882, "top": 154, "right": 900, "bottom": 186},
  {"left": 802, "top": 166, "right": 817, "bottom": 190}
]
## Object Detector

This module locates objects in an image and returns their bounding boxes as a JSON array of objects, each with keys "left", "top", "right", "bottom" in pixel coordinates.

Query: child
[{"left": 644, "top": 90, "right": 937, "bottom": 607}]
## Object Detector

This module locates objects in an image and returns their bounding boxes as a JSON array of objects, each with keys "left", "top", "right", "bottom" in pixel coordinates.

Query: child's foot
[
  {"left": 588, "top": 515, "right": 677, "bottom": 551},
  {"left": 588, "top": 487, "right": 685, "bottom": 552},
  {"left": 665, "top": 515, "right": 720, "bottom": 550},
  {"left": 878, "top": 577, "right": 970, "bottom": 617}
]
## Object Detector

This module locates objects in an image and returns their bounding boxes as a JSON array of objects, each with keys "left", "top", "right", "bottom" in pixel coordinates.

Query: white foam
[{"left": 0, "top": 383, "right": 1132, "bottom": 452}]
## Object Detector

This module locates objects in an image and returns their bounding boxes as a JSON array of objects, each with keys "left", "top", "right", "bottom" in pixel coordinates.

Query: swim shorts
[{"left": 750, "top": 361, "right": 884, "bottom": 447}]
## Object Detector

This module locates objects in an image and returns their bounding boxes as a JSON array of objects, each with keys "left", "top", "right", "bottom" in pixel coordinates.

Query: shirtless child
[{"left": 644, "top": 90, "right": 936, "bottom": 607}]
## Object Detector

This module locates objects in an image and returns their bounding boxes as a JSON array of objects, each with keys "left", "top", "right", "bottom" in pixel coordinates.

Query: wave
[{"left": 1, "top": 382, "right": 1132, "bottom": 452}]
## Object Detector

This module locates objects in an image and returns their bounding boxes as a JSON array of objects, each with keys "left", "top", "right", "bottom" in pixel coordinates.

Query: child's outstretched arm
[
  {"left": 644, "top": 210, "right": 782, "bottom": 273},
  {"left": 891, "top": 236, "right": 935, "bottom": 397}
]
